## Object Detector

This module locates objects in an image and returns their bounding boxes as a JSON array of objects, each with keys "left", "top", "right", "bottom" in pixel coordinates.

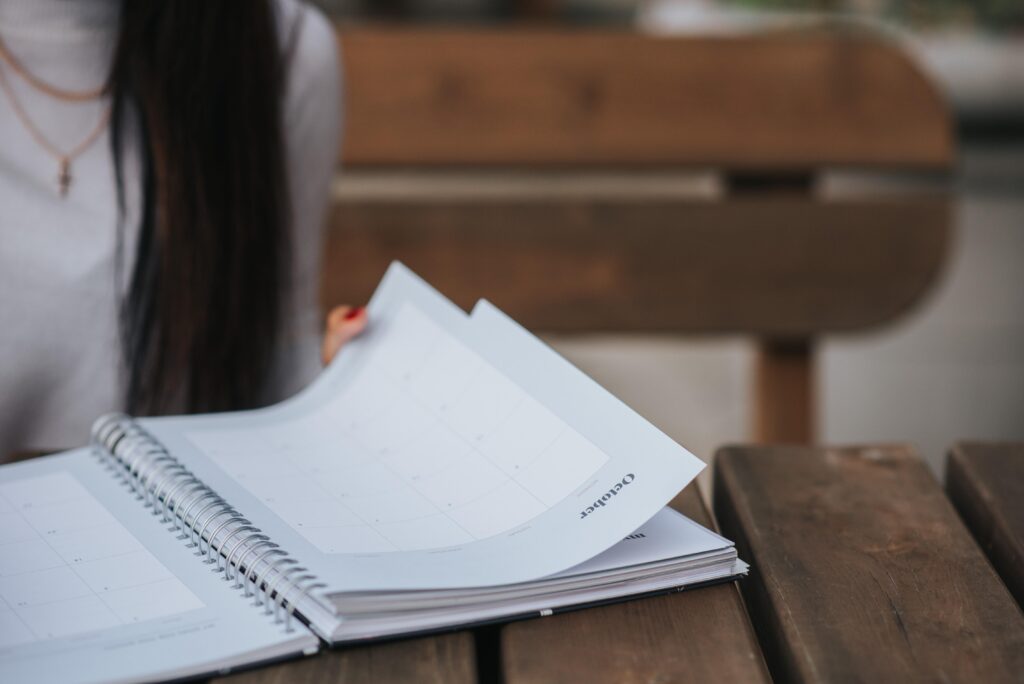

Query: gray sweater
[{"left": 0, "top": 0, "right": 340, "bottom": 454}]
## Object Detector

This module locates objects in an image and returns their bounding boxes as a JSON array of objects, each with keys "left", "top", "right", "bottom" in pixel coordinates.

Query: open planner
[{"left": 0, "top": 263, "right": 746, "bottom": 683}]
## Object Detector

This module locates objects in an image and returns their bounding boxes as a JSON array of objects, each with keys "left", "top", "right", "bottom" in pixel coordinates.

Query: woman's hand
[{"left": 321, "top": 305, "right": 368, "bottom": 365}]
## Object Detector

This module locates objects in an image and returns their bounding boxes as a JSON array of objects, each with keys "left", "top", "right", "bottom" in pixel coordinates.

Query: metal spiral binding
[{"left": 90, "top": 413, "right": 324, "bottom": 633}]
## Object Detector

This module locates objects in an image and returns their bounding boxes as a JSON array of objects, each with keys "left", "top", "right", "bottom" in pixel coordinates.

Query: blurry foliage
[
  {"left": 313, "top": 0, "right": 1024, "bottom": 30},
  {"left": 727, "top": 0, "right": 1024, "bottom": 31}
]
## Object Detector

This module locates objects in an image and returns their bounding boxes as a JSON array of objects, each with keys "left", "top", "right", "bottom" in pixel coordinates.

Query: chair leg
[{"left": 754, "top": 338, "right": 814, "bottom": 443}]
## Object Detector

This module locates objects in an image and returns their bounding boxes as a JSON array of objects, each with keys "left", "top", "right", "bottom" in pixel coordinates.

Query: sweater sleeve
[{"left": 269, "top": 0, "right": 341, "bottom": 401}]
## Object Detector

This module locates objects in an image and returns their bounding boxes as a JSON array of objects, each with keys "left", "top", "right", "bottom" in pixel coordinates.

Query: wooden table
[
  {"left": 211, "top": 443, "right": 1024, "bottom": 684},
  {"left": 12, "top": 444, "right": 1022, "bottom": 682},
  {"left": 715, "top": 444, "right": 1024, "bottom": 684},
  {"left": 946, "top": 442, "right": 1024, "bottom": 610}
]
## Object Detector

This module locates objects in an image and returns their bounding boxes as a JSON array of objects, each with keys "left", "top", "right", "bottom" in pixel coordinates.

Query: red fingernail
[{"left": 343, "top": 306, "right": 364, "bottom": 321}]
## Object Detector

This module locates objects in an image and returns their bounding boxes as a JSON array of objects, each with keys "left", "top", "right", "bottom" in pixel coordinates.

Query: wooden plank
[
  {"left": 947, "top": 442, "right": 1024, "bottom": 608},
  {"left": 339, "top": 29, "right": 953, "bottom": 169},
  {"left": 755, "top": 339, "right": 814, "bottom": 443},
  {"left": 714, "top": 444, "right": 1024, "bottom": 683},
  {"left": 324, "top": 194, "right": 950, "bottom": 335},
  {"left": 500, "top": 484, "right": 770, "bottom": 684},
  {"left": 4, "top": 450, "right": 48, "bottom": 463},
  {"left": 211, "top": 631, "right": 477, "bottom": 684}
]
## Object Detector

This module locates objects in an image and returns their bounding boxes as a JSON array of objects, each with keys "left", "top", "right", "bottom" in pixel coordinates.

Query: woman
[{"left": 0, "top": 0, "right": 364, "bottom": 456}]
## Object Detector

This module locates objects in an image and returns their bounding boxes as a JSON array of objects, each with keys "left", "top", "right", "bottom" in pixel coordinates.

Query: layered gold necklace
[{"left": 0, "top": 34, "right": 111, "bottom": 197}]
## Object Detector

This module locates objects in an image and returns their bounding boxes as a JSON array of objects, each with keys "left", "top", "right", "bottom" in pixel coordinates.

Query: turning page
[{"left": 138, "top": 263, "right": 705, "bottom": 593}]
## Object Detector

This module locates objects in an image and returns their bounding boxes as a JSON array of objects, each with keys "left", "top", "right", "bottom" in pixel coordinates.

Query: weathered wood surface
[
  {"left": 4, "top": 450, "right": 46, "bottom": 463},
  {"left": 211, "top": 631, "right": 477, "bottom": 684},
  {"left": 325, "top": 193, "right": 950, "bottom": 336},
  {"left": 947, "top": 442, "right": 1024, "bottom": 609},
  {"left": 714, "top": 444, "right": 1024, "bottom": 683},
  {"left": 339, "top": 29, "right": 953, "bottom": 169},
  {"left": 500, "top": 484, "right": 769, "bottom": 684}
]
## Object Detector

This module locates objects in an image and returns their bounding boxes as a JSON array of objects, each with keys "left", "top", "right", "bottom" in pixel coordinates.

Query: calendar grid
[
  {"left": 189, "top": 304, "right": 610, "bottom": 555},
  {"left": 0, "top": 472, "right": 204, "bottom": 647}
]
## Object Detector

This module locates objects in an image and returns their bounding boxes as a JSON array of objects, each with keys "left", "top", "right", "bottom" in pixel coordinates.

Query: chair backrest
[
  {"left": 338, "top": 29, "right": 952, "bottom": 169},
  {"left": 324, "top": 27, "right": 954, "bottom": 441}
]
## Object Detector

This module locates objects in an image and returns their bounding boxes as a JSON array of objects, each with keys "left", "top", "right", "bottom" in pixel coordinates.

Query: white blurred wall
[{"left": 822, "top": 142, "right": 1024, "bottom": 474}]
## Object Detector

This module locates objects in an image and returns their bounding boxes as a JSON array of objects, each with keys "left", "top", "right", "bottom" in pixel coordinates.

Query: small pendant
[{"left": 57, "top": 158, "right": 71, "bottom": 198}]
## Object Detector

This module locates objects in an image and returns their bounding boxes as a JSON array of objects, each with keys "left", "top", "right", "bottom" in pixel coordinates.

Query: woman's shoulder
[{"left": 275, "top": 0, "right": 340, "bottom": 100}]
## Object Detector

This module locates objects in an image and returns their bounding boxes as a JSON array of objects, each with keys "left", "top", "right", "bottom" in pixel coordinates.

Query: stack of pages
[{"left": 0, "top": 263, "right": 746, "bottom": 683}]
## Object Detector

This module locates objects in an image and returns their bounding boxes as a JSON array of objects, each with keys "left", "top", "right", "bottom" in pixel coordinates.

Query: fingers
[{"left": 322, "top": 305, "right": 368, "bottom": 366}]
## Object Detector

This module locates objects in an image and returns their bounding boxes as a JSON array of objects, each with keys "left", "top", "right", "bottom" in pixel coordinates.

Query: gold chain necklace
[
  {"left": 0, "top": 34, "right": 105, "bottom": 102},
  {"left": 0, "top": 37, "right": 111, "bottom": 198}
]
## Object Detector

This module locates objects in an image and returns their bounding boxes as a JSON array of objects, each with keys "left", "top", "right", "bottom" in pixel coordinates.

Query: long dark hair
[{"left": 107, "top": 1, "right": 290, "bottom": 415}]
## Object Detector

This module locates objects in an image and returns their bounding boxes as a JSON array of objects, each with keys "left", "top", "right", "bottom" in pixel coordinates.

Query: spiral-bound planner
[{"left": 0, "top": 263, "right": 745, "bottom": 683}]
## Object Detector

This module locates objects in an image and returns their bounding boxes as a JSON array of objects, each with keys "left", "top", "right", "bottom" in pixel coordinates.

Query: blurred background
[{"left": 312, "top": 0, "right": 1023, "bottom": 482}]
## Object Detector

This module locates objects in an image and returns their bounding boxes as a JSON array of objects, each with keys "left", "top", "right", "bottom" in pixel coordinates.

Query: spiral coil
[{"left": 90, "top": 413, "right": 323, "bottom": 634}]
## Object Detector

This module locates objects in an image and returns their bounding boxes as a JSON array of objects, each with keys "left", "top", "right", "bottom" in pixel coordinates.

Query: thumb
[{"left": 322, "top": 305, "right": 367, "bottom": 365}]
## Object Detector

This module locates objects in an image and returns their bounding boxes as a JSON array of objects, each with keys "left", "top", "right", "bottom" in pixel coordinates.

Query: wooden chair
[{"left": 323, "top": 27, "right": 954, "bottom": 443}]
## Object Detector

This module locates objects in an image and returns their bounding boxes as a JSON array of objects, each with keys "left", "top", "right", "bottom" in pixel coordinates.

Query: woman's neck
[
  {"left": 0, "top": 0, "right": 118, "bottom": 93},
  {"left": 0, "top": 0, "right": 119, "bottom": 41}
]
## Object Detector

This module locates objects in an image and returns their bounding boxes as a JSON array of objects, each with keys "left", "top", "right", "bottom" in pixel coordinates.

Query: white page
[
  {"left": 143, "top": 263, "right": 703, "bottom": 593},
  {"left": 267, "top": 262, "right": 475, "bottom": 417},
  {"left": 189, "top": 303, "right": 615, "bottom": 554},
  {"left": 0, "top": 451, "right": 316, "bottom": 684},
  {"left": 468, "top": 296, "right": 706, "bottom": 535},
  {"left": 333, "top": 506, "right": 735, "bottom": 613},
  {"left": 554, "top": 506, "right": 730, "bottom": 578}
]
